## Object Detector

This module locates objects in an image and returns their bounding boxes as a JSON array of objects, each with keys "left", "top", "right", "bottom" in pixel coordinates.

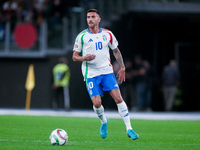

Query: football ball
[{"left": 49, "top": 129, "right": 68, "bottom": 145}]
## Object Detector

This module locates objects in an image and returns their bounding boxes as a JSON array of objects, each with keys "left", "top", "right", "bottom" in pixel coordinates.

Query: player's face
[{"left": 87, "top": 12, "right": 101, "bottom": 28}]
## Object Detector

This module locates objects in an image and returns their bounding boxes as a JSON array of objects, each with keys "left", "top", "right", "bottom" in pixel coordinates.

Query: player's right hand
[{"left": 84, "top": 54, "right": 96, "bottom": 61}]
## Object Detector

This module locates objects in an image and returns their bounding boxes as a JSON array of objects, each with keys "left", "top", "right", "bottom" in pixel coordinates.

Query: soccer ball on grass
[{"left": 49, "top": 129, "right": 68, "bottom": 145}]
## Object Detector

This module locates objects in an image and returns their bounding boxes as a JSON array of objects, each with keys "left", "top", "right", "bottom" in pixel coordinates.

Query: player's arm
[
  {"left": 72, "top": 51, "right": 96, "bottom": 62},
  {"left": 112, "top": 47, "right": 125, "bottom": 83}
]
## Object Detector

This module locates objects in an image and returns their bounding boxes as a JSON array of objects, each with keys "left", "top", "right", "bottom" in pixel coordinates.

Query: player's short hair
[{"left": 87, "top": 9, "right": 99, "bottom": 16}]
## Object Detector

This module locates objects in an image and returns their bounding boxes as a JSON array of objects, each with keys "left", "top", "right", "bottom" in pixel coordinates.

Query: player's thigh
[
  {"left": 109, "top": 88, "right": 123, "bottom": 104},
  {"left": 86, "top": 77, "right": 103, "bottom": 98}
]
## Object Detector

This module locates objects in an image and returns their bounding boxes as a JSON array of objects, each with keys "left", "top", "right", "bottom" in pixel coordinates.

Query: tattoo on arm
[{"left": 113, "top": 48, "right": 125, "bottom": 68}]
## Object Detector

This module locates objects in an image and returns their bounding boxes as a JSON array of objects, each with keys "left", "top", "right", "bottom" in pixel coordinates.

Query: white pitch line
[{"left": 0, "top": 109, "right": 200, "bottom": 121}]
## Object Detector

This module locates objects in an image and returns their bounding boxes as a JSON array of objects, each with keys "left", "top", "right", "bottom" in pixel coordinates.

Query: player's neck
[{"left": 88, "top": 26, "right": 100, "bottom": 34}]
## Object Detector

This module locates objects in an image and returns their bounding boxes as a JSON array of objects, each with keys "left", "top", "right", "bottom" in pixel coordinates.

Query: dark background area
[{"left": 1, "top": 11, "right": 200, "bottom": 111}]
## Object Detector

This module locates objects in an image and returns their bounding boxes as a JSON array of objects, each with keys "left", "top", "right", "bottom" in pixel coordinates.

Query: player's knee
[
  {"left": 91, "top": 95, "right": 102, "bottom": 108},
  {"left": 93, "top": 102, "right": 101, "bottom": 108},
  {"left": 115, "top": 97, "right": 123, "bottom": 104}
]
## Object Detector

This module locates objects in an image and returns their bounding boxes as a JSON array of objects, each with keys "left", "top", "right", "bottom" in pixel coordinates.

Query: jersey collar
[{"left": 86, "top": 27, "right": 102, "bottom": 34}]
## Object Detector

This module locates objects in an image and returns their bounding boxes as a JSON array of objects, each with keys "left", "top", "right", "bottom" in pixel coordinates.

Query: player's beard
[
  {"left": 88, "top": 22, "right": 95, "bottom": 28},
  {"left": 88, "top": 20, "right": 99, "bottom": 29}
]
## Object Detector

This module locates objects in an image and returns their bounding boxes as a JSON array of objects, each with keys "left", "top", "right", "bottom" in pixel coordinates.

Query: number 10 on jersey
[{"left": 95, "top": 42, "right": 102, "bottom": 50}]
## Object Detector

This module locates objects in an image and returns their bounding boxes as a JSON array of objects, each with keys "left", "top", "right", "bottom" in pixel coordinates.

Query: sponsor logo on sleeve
[{"left": 74, "top": 44, "right": 78, "bottom": 49}]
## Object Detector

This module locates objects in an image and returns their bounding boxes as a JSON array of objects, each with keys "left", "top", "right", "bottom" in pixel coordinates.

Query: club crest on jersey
[
  {"left": 102, "top": 35, "right": 107, "bottom": 41},
  {"left": 90, "top": 90, "right": 93, "bottom": 95}
]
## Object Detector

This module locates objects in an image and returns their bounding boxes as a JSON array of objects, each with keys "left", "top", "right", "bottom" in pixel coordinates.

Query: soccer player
[{"left": 72, "top": 9, "right": 139, "bottom": 140}]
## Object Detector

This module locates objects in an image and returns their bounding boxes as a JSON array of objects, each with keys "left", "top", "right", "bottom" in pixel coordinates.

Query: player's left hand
[{"left": 117, "top": 67, "right": 125, "bottom": 83}]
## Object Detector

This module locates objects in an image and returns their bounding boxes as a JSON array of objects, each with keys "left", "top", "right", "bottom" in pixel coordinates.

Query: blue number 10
[{"left": 95, "top": 42, "right": 102, "bottom": 50}]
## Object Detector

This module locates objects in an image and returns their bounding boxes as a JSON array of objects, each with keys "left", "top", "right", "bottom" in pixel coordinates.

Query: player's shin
[
  {"left": 117, "top": 101, "right": 132, "bottom": 131},
  {"left": 93, "top": 105, "right": 107, "bottom": 123}
]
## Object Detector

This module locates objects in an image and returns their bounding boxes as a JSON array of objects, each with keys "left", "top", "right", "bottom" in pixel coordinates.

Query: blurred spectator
[
  {"left": 0, "top": 0, "right": 82, "bottom": 45},
  {"left": 132, "top": 54, "right": 147, "bottom": 111},
  {"left": 52, "top": 57, "right": 70, "bottom": 110},
  {"left": 24, "top": 9, "right": 34, "bottom": 23},
  {"left": 143, "top": 60, "right": 155, "bottom": 111},
  {"left": 2, "top": 0, "right": 18, "bottom": 22},
  {"left": 120, "top": 58, "right": 136, "bottom": 109},
  {"left": 48, "top": 0, "right": 64, "bottom": 25},
  {"left": 2, "top": 0, "right": 18, "bottom": 31},
  {"left": 16, "top": 1, "right": 26, "bottom": 23},
  {"left": 32, "top": 2, "right": 45, "bottom": 25},
  {"left": 1, "top": 0, "right": 82, "bottom": 26},
  {"left": 162, "top": 59, "right": 180, "bottom": 111}
]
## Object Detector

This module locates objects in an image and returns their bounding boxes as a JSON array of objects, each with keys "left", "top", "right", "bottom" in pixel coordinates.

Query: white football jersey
[{"left": 73, "top": 28, "right": 118, "bottom": 79}]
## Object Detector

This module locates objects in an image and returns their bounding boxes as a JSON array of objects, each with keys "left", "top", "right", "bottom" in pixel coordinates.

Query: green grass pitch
[{"left": 0, "top": 115, "right": 200, "bottom": 150}]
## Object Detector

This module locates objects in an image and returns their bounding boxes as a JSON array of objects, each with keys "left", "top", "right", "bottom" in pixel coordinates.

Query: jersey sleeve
[
  {"left": 108, "top": 31, "right": 118, "bottom": 50},
  {"left": 73, "top": 33, "right": 83, "bottom": 52}
]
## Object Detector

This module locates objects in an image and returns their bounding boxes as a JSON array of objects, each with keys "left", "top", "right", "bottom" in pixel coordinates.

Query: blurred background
[{"left": 0, "top": 0, "right": 200, "bottom": 112}]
